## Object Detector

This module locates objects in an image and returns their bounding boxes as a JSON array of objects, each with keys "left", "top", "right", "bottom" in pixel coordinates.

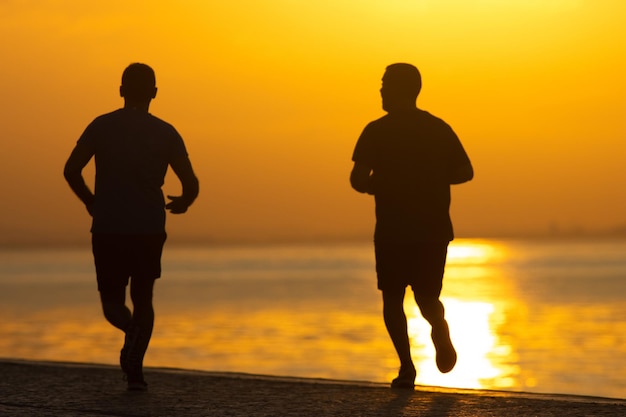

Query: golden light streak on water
[
  {"left": 386, "top": 240, "right": 522, "bottom": 390},
  {"left": 403, "top": 298, "right": 520, "bottom": 391},
  {"left": 447, "top": 239, "right": 508, "bottom": 266}
]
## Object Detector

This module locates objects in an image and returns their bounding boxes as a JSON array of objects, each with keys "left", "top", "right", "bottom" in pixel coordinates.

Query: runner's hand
[{"left": 166, "top": 195, "right": 189, "bottom": 214}]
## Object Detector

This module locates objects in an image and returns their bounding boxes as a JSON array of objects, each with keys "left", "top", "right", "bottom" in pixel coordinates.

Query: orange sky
[{"left": 1, "top": 1, "right": 625, "bottom": 245}]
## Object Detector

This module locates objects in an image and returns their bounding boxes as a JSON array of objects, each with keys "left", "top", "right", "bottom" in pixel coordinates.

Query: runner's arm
[
  {"left": 63, "top": 143, "right": 95, "bottom": 215},
  {"left": 350, "top": 161, "right": 374, "bottom": 195},
  {"left": 166, "top": 156, "right": 199, "bottom": 214}
]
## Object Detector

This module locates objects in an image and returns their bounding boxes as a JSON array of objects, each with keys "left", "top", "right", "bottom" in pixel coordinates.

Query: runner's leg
[
  {"left": 382, "top": 287, "right": 417, "bottom": 387},
  {"left": 100, "top": 294, "right": 132, "bottom": 332},
  {"left": 121, "top": 277, "right": 155, "bottom": 388}
]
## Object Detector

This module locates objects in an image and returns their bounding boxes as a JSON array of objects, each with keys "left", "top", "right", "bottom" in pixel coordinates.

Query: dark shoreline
[{"left": 0, "top": 359, "right": 623, "bottom": 416}]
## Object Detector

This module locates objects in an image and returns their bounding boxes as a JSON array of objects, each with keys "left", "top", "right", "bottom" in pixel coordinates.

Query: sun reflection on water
[
  {"left": 397, "top": 239, "right": 521, "bottom": 391},
  {"left": 447, "top": 239, "right": 508, "bottom": 266},
  {"left": 404, "top": 298, "right": 519, "bottom": 391}
]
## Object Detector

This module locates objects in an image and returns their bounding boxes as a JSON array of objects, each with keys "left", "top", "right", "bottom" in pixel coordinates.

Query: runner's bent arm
[
  {"left": 350, "top": 161, "right": 375, "bottom": 195},
  {"left": 63, "top": 143, "right": 95, "bottom": 215},
  {"left": 166, "top": 156, "right": 199, "bottom": 214}
]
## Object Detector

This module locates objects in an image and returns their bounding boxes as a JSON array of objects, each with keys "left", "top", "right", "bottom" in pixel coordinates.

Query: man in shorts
[
  {"left": 64, "top": 63, "right": 199, "bottom": 391},
  {"left": 350, "top": 63, "right": 473, "bottom": 388}
]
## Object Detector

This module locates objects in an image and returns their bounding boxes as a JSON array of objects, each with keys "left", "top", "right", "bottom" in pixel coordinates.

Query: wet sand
[{"left": 0, "top": 359, "right": 623, "bottom": 416}]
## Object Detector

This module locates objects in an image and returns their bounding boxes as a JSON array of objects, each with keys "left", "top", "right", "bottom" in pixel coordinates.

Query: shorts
[
  {"left": 92, "top": 233, "right": 167, "bottom": 298},
  {"left": 375, "top": 241, "right": 448, "bottom": 296}
]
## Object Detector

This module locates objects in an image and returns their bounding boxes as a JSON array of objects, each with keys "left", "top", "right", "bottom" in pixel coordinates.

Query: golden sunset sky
[{"left": 1, "top": 1, "right": 624, "bottom": 245}]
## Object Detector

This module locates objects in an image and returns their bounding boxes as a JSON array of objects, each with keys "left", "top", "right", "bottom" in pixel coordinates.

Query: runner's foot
[
  {"left": 431, "top": 320, "right": 457, "bottom": 373},
  {"left": 391, "top": 365, "right": 416, "bottom": 389},
  {"left": 127, "top": 379, "right": 148, "bottom": 391}
]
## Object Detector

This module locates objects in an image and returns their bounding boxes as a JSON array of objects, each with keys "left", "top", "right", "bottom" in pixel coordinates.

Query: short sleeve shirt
[
  {"left": 77, "top": 108, "right": 189, "bottom": 234},
  {"left": 352, "top": 109, "right": 471, "bottom": 243}
]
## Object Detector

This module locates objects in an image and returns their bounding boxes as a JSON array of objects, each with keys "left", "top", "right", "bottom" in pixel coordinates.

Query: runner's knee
[
  {"left": 101, "top": 302, "right": 131, "bottom": 330},
  {"left": 414, "top": 296, "right": 444, "bottom": 324}
]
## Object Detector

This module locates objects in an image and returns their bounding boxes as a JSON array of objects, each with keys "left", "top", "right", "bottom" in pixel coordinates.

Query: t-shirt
[
  {"left": 352, "top": 108, "right": 471, "bottom": 243},
  {"left": 77, "top": 108, "right": 188, "bottom": 234}
]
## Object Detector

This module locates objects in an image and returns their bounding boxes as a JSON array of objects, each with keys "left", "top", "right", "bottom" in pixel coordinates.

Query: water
[{"left": 0, "top": 238, "right": 624, "bottom": 399}]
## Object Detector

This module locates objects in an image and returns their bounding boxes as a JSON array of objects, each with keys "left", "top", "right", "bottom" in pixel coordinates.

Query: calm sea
[{"left": 0, "top": 238, "right": 624, "bottom": 399}]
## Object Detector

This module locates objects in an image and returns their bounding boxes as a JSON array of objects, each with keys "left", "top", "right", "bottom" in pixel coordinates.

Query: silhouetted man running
[
  {"left": 64, "top": 63, "right": 199, "bottom": 391},
  {"left": 350, "top": 63, "right": 473, "bottom": 388}
]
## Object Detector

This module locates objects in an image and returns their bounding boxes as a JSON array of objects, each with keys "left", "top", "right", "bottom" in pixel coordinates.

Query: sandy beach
[{"left": 0, "top": 359, "right": 623, "bottom": 417}]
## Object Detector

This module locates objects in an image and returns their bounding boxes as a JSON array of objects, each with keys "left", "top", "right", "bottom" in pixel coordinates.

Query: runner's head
[
  {"left": 120, "top": 63, "right": 157, "bottom": 102},
  {"left": 381, "top": 63, "right": 421, "bottom": 112}
]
